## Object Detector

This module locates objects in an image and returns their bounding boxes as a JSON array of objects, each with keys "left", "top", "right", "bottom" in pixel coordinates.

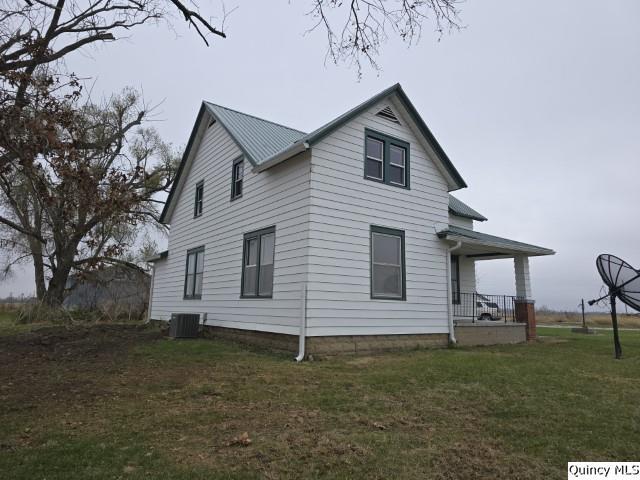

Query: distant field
[{"left": 537, "top": 311, "right": 640, "bottom": 329}]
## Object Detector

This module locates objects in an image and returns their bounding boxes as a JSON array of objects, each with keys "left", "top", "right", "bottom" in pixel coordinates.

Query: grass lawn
[{"left": 1, "top": 321, "right": 639, "bottom": 479}]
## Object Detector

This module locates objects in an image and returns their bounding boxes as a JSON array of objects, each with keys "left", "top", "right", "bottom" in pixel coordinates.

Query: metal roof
[
  {"left": 449, "top": 195, "right": 487, "bottom": 221},
  {"left": 437, "top": 225, "right": 555, "bottom": 256},
  {"left": 161, "top": 84, "right": 469, "bottom": 223},
  {"left": 254, "top": 84, "right": 467, "bottom": 190},
  {"left": 204, "top": 102, "right": 306, "bottom": 166}
]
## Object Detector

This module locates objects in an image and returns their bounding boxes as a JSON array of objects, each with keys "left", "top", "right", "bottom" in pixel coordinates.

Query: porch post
[{"left": 514, "top": 255, "right": 536, "bottom": 341}]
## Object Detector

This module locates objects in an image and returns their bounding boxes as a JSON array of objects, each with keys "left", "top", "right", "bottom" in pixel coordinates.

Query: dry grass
[
  {"left": 537, "top": 311, "right": 640, "bottom": 329},
  {"left": 1, "top": 322, "right": 639, "bottom": 479}
]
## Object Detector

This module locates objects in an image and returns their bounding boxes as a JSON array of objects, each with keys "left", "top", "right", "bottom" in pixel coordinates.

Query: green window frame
[
  {"left": 370, "top": 226, "right": 406, "bottom": 300},
  {"left": 241, "top": 226, "right": 276, "bottom": 298},
  {"left": 231, "top": 157, "right": 244, "bottom": 201},
  {"left": 194, "top": 180, "right": 204, "bottom": 218},
  {"left": 364, "top": 129, "right": 410, "bottom": 189},
  {"left": 184, "top": 246, "right": 205, "bottom": 300}
]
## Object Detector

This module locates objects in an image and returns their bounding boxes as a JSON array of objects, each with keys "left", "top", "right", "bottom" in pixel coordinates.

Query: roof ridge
[{"left": 204, "top": 101, "right": 307, "bottom": 135}]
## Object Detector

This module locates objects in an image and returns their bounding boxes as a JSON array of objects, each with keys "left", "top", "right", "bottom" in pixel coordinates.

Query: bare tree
[
  {"left": 0, "top": 0, "right": 225, "bottom": 74},
  {"left": 0, "top": 0, "right": 226, "bottom": 174},
  {"left": 0, "top": 1, "right": 213, "bottom": 304},
  {"left": 307, "top": 0, "right": 462, "bottom": 75},
  {"left": 0, "top": 85, "right": 179, "bottom": 305}
]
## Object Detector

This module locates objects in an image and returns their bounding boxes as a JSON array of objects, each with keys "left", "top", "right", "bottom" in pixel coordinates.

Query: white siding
[
  {"left": 449, "top": 214, "right": 474, "bottom": 229},
  {"left": 458, "top": 256, "right": 476, "bottom": 294},
  {"left": 149, "top": 118, "right": 310, "bottom": 335},
  {"left": 306, "top": 99, "right": 452, "bottom": 336},
  {"left": 448, "top": 214, "right": 476, "bottom": 295}
]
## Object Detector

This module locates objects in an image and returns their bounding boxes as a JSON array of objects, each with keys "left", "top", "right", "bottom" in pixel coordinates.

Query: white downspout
[
  {"left": 446, "top": 241, "right": 462, "bottom": 344},
  {"left": 295, "top": 283, "right": 307, "bottom": 362}
]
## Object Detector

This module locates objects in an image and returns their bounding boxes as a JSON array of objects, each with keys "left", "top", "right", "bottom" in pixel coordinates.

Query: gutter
[
  {"left": 295, "top": 284, "right": 308, "bottom": 362},
  {"left": 253, "top": 142, "right": 309, "bottom": 173},
  {"left": 439, "top": 232, "right": 555, "bottom": 257},
  {"left": 445, "top": 241, "right": 462, "bottom": 344}
]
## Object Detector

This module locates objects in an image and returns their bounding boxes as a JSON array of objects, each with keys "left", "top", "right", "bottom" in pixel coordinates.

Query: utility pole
[{"left": 572, "top": 298, "right": 593, "bottom": 335}]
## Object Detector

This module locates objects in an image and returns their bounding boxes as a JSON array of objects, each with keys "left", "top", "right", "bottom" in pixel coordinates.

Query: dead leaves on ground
[{"left": 227, "top": 431, "right": 252, "bottom": 447}]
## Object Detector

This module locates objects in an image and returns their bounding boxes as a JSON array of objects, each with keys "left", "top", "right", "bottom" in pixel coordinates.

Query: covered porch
[{"left": 437, "top": 225, "right": 555, "bottom": 344}]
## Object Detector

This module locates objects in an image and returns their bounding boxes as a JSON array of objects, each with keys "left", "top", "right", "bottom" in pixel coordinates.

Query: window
[
  {"left": 371, "top": 226, "right": 405, "bottom": 300},
  {"left": 184, "top": 247, "right": 204, "bottom": 299},
  {"left": 194, "top": 181, "right": 204, "bottom": 217},
  {"left": 451, "top": 255, "right": 460, "bottom": 304},
  {"left": 231, "top": 157, "right": 244, "bottom": 200},
  {"left": 389, "top": 145, "right": 406, "bottom": 186},
  {"left": 241, "top": 227, "right": 275, "bottom": 298},
  {"left": 365, "top": 137, "right": 384, "bottom": 181},
  {"left": 364, "top": 129, "right": 410, "bottom": 189}
]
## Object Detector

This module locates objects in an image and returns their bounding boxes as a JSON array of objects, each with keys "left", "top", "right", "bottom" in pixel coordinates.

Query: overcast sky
[{"left": 1, "top": 0, "right": 639, "bottom": 311}]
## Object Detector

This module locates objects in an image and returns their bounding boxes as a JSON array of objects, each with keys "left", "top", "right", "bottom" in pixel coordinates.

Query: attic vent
[{"left": 376, "top": 106, "right": 400, "bottom": 124}]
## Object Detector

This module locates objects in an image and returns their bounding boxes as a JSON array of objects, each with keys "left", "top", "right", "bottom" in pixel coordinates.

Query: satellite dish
[
  {"left": 590, "top": 254, "right": 640, "bottom": 359},
  {"left": 595, "top": 254, "right": 640, "bottom": 311}
]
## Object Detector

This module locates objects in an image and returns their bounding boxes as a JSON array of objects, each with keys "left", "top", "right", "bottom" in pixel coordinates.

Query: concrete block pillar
[{"left": 514, "top": 255, "right": 536, "bottom": 340}]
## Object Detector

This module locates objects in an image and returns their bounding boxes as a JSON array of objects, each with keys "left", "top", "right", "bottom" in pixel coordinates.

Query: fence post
[{"left": 472, "top": 292, "right": 475, "bottom": 323}]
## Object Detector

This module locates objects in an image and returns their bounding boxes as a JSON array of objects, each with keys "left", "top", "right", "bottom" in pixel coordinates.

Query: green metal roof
[
  {"left": 204, "top": 102, "right": 306, "bottom": 166},
  {"left": 437, "top": 225, "right": 555, "bottom": 256},
  {"left": 257, "top": 83, "right": 467, "bottom": 189},
  {"left": 161, "top": 84, "right": 469, "bottom": 223},
  {"left": 449, "top": 195, "right": 487, "bottom": 221}
]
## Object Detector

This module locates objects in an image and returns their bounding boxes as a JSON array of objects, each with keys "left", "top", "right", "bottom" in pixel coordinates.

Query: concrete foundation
[
  {"left": 150, "top": 319, "right": 525, "bottom": 356},
  {"left": 306, "top": 333, "right": 449, "bottom": 356},
  {"left": 150, "top": 319, "right": 448, "bottom": 357},
  {"left": 454, "top": 323, "right": 527, "bottom": 346}
]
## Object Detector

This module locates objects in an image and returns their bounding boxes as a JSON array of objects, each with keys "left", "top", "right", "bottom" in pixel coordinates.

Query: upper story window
[
  {"left": 194, "top": 181, "right": 204, "bottom": 217},
  {"left": 364, "top": 129, "right": 410, "bottom": 189},
  {"left": 231, "top": 157, "right": 244, "bottom": 200}
]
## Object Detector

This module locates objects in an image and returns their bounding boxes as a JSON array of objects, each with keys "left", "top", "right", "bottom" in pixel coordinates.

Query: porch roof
[
  {"left": 449, "top": 195, "right": 487, "bottom": 222},
  {"left": 437, "top": 225, "right": 555, "bottom": 258}
]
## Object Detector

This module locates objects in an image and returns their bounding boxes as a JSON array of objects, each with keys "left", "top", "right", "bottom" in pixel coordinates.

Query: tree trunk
[
  {"left": 31, "top": 251, "right": 46, "bottom": 300},
  {"left": 42, "top": 250, "right": 74, "bottom": 307},
  {"left": 28, "top": 231, "right": 46, "bottom": 300},
  {"left": 42, "top": 271, "right": 68, "bottom": 306}
]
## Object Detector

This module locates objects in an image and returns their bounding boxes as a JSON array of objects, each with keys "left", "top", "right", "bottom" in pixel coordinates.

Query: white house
[{"left": 147, "top": 84, "right": 554, "bottom": 357}]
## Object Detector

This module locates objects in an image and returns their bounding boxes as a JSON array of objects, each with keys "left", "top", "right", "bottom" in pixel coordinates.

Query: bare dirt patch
[{"left": 0, "top": 324, "right": 162, "bottom": 408}]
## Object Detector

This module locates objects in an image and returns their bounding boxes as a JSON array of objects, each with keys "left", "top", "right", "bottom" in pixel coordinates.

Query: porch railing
[{"left": 453, "top": 293, "right": 518, "bottom": 323}]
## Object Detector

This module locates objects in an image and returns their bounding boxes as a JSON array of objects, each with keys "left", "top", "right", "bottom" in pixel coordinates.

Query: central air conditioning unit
[{"left": 169, "top": 313, "right": 201, "bottom": 338}]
